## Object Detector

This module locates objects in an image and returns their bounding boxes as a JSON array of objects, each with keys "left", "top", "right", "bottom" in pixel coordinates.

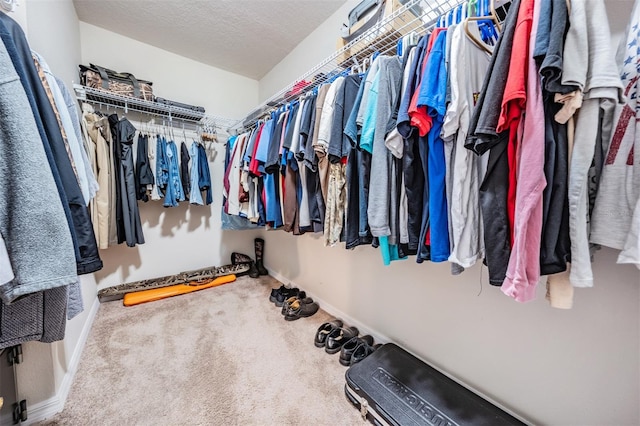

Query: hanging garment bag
[{"left": 345, "top": 343, "right": 526, "bottom": 425}]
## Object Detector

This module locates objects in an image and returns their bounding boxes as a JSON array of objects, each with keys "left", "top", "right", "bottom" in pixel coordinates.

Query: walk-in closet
[{"left": 0, "top": 0, "right": 638, "bottom": 425}]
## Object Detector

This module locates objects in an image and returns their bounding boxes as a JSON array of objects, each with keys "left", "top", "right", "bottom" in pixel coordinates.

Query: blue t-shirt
[
  {"left": 255, "top": 117, "right": 274, "bottom": 164},
  {"left": 418, "top": 31, "right": 450, "bottom": 262},
  {"left": 360, "top": 72, "right": 381, "bottom": 154}
]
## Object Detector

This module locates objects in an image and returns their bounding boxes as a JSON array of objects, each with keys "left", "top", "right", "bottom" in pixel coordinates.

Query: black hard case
[{"left": 344, "top": 343, "right": 526, "bottom": 426}]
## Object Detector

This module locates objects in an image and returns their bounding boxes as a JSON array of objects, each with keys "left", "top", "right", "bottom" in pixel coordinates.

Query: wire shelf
[
  {"left": 73, "top": 84, "right": 238, "bottom": 132},
  {"left": 229, "top": 0, "right": 465, "bottom": 132}
]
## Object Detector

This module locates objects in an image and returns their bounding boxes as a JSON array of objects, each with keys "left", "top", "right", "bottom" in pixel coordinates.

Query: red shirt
[
  {"left": 249, "top": 123, "right": 265, "bottom": 176},
  {"left": 496, "top": 0, "right": 535, "bottom": 247}
]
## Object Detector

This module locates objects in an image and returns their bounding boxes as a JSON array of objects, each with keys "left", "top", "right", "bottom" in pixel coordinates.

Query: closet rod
[
  {"left": 74, "top": 84, "right": 238, "bottom": 134},
  {"left": 228, "top": 0, "right": 464, "bottom": 133}
]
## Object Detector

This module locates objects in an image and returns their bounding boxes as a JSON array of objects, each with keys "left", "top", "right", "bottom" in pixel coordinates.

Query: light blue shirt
[{"left": 189, "top": 141, "right": 203, "bottom": 205}]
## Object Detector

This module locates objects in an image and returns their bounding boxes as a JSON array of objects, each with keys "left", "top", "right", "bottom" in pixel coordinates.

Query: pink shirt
[{"left": 501, "top": 0, "right": 547, "bottom": 302}]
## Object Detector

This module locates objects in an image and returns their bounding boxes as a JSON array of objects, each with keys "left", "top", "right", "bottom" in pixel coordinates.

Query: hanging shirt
[
  {"left": 418, "top": 30, "right": 450, "bottom": 262},
  {"left": 251, "top": 119, "right": 273, "bottom": 176},
  {"left": 562, "top": 0, "right": 624, "bottom": 287},
  {"left": 163, "top": 140, "right": 185, "bottom": 207},
  {"left": 180, "top": 141, "right": 191, "bottom": 200},
  {"left": 110, "top": 115, "right": 145, "bottom": 246},
  {"left": 136, "top": 134, "right": 154, "bottom": 202},
  {"left": 465, "top": 0, "right": 522, "bottom": 285},
  {"left": 408, "top": 28, "right": 446, "bottom": 137},
  {"left": 330, "top": 74, "right": 361, "bottom": 162},
  {"left": 368, "top": 56, "right": 403, "bottom": 238},
  {"left": 316, "top": 76, "right": 345, "bottom": 159},
  {"left": 148, "top": 135, "right": 162, "bottom": 201},
  {"left": 197, "top": 143, "right": 213, "bottom": 205},
  {"left": 190, "top": 140, "right": 204, "bottom": 205},
  {"left": 397, "top": 34, "right": 428, "bottom": 139},
  {"left": 591, "top": 1, "right": 640, "bottom": 268},
  {"left": 534, "top": 0, "right": 572, "bottom": 277},
  {"left": 56, "top": 75, "right": 100, "bottom": 205},
  {"left": 33, "top": 51, "right": 98, "bottom": 206},
  {"left": 501, "top": 0, "right": 546, "bottom": 302},
  {"left": 360, "top": 72, "right": 381, "bottom": 154},
  {"left": 496, "top": 0, "right": 535, "bottom": 249},
  {"left": 266, "top": 111, "right": 287, "bottom": 174},
  {"left": 442, "top": 22, "right": 492, "bottom": 269}
]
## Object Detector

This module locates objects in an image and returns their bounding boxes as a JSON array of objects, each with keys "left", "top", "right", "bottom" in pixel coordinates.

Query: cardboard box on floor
[{"left": 336, "top": 0, "right": 423, "bottom": 67}]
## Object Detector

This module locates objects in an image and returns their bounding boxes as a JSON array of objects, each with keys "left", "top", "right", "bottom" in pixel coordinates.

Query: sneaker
[{"left": 269, "top": 285, "right": 286, "bottom": 303}]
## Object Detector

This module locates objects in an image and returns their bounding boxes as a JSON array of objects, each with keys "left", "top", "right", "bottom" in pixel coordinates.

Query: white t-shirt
[
  {"left": 590, "top": 0, "right": 640, "bottom": 267},
  {"left": 442, "top": 23, "right": 492, "bottom": 268}
]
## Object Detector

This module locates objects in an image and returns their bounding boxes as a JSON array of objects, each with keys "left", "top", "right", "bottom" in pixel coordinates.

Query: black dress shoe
[
  {"left": 350, "top": 343, "right": 382, "bottom": 365},
  {"left": 280, "top": 292, "right": 308, "bottom": 315},
  {"left": 314, "top": 320, "right": 343, "bottom": 348},
  {"left": 283, "top": 299, "right": 319, "bottom": 321},
  {"left": 339, "top": 335, "right": 374, "bottom": 366},
  {"left": 325, "top": 326, "right": 359, "bottom": 354},
  {"left": 275, "top": 287, "right": 301, "bottom": 307}
]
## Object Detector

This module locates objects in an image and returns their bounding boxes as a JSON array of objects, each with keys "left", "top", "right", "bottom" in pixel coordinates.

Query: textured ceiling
[{"left": 73, "top": 0, "right": 346, "bottom": 80}]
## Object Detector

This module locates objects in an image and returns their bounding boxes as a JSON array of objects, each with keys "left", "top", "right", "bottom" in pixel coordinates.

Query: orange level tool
[{"left": 123, "top": 274, "right": 237, "bottom": 306}]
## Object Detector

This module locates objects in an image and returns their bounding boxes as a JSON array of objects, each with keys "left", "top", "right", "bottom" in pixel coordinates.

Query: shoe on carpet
[
  {"left": 283, "top": 299, "right": 319, "bottom": 321},
  {"left": 275, "top": 287, "right": 302, "bottom": 307},
  {"left": 339, "top": 335, "right": 374, "bottom": 366},
  {"left": 314, "top": 320, "right": 343, "bottom": 348},
  {"left": 280, "top": 292, "right": 308, "bottom": 315},
  {"left": 269, "top": 285, "right": 287, "bottom": 303},
  {"left": 325, "top": 326, "right": 359, "bottom": 354},
  {"left": 350, "top": 343, "right": 382, "bottom": 365}
]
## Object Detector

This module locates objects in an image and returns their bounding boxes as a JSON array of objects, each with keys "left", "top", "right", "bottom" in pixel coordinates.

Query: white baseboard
[
  {"left": 266, "top": 269, "right": 393, "bottom": 346},
  {"left": 23, "top": 296, "right": 100, "bottom": 425}
]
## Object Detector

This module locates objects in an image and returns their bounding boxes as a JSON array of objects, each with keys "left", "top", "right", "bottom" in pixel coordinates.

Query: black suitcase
[
  {"left": 155, "top": 97, "right": 205, "bottom": 113},
  {"left": 345, "top": 343, "right": 526, "bottom": 426}
]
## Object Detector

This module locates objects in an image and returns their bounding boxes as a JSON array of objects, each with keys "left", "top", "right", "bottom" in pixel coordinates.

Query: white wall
[
  {"left": 78, "top": 22, "right": 263, "bottom": 292},
  {"left": 258, "top": 0, "right": 360, "bottom": 102},
  {"left": 257, "top": 1, "right": 640, "bottom": 425}
]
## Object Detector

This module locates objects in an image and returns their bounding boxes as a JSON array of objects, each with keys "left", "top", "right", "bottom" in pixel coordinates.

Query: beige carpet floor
[{"left": 38, "top": 275, "right": 364, "bottom": 426}]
